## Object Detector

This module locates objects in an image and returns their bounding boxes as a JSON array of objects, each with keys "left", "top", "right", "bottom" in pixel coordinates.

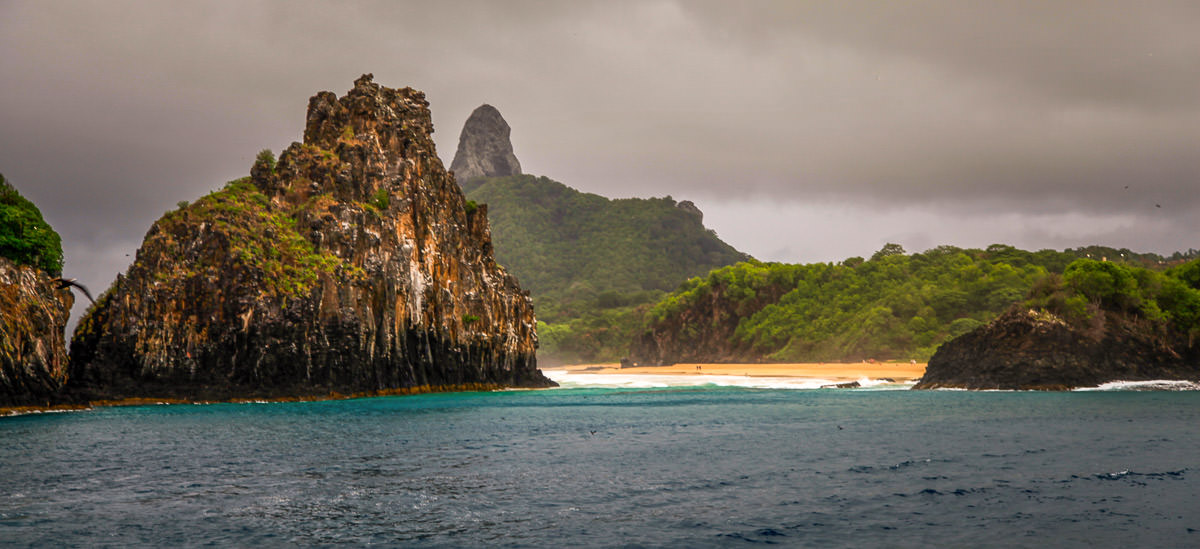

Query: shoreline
[
  {"left": 552, "top": 362, "right": 927, "bottom": 382},
  {"left": 0, "top": 382, "right": 510, "bottom": 417}
]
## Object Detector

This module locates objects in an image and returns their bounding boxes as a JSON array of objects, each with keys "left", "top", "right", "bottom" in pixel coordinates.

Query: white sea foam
[
  {"left": 1074, "top": 379, "right": 1200, "bottom": 392},
  {"left": 542, "top": 370, "right": 913, "bottom": 390}
]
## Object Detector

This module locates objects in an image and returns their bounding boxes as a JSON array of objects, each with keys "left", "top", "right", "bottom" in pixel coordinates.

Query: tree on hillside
[
  {"left": 870, "top": 243, "right": 906, "bottom": 261},
  {"left": 0, "top": 173, "right": 63, "bottom": 276}
]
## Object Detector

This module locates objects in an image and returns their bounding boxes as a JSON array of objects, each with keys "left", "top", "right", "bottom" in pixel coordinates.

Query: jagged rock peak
[
  {"left": 450, "top": 104, "right": 522, "bottom": 182},
  {"left": 302, "top": 73, "right": 432, "bottom": 159},
  {"left": 68, "top": 76, "right": 554, "bottom": 402}
]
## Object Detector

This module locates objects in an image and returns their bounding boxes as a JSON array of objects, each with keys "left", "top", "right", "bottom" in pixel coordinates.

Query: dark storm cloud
[
  {"left": 0, "top": 0, "right": 1197, "bottom": 318},
  {"left": 667, "top": 1, "right": 1200, "bottom": 209}
]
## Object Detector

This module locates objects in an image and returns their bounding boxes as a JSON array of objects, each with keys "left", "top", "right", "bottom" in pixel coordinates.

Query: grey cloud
[{"left": 0, "top": 0, "right": 1196, "bottom": 316}]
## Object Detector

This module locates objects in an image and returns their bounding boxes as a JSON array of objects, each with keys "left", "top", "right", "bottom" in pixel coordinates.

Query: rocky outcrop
[
  {"left": 449, "top": 104, "right": 521, "bottom": 182},
  {"left": 914, "top": 308, "right": 1200, "bottom": 390},
  {"left": 68, "top": 75, "right": 554, "bottom": 402},
  {"left": 630, "top": 270, "right": 792, "bottom": 366},
  {"left": 676, "top": 200, "right": 702, "bottom": 222},
  {"left": 0, "top": 257, "right": 73, "bottom": 407}
]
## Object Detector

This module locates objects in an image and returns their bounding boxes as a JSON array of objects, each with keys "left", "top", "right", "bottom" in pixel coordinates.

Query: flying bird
[{"left": 52, "top": 277, "right": 95, "bottom": 304}]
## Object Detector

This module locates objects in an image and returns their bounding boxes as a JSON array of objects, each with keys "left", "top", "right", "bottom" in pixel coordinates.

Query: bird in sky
[{"left": 52, "top": 277, "right": 95, "bottom": 304}]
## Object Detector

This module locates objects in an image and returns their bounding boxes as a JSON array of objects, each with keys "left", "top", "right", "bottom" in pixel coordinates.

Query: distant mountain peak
[{"left": 451, "top": 104, "right": 522, "bottom": 182}]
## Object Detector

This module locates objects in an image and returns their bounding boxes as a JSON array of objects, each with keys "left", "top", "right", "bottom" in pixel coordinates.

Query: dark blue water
[{"left": 2, "top": 387, "right": 1198, "bottom": 547}]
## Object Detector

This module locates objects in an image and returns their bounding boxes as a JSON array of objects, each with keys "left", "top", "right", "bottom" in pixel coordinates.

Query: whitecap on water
[
  {"left": 1075, "top": 380, "right": 1200, "bottom": 391},
  {"left": 542, "top": 371, "right": 914, "bottom": 390}
]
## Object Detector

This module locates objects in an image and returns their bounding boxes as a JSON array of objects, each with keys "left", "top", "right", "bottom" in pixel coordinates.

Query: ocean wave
[
  {"left": 541, "top": 371, "right": 913, "bottom": 390},
  {"left": 1074, "top": 380, "right": 1200, "bottom": 392}
]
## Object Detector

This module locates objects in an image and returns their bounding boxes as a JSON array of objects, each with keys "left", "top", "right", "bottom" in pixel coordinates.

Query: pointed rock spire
[{"left": 450, "top": 104, "right": 522, "bottom": 182}]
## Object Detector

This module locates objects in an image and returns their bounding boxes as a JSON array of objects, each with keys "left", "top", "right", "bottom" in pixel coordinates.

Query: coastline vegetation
[
  {"left": 1027, "top": 257, "right": 1200, "bottom": 337},
  {"left": 641, "top": 244, "right": 1200, "bottom": 363},
  {"left": 462, "top": 174, "right": 747, "bottom": 363}
]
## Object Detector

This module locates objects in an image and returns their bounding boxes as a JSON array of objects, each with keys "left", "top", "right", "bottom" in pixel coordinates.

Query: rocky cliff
[
  {"left": 449, "top": 104, "right": 522, "bottom": 182},
  {"left": 915, "top": 306, "right": 1200, "bottom": 390},
  {"left": 68, "top": 75, "right": 553, "bottom": 402},
  {"left": 630, "top": 263, "right": 794, "bottom": 366},
  {"left": 0, "top": 257, "right": 73, "bottom": 407}
]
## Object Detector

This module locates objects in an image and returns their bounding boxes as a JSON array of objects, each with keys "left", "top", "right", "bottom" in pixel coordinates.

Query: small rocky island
[
  {"left": 67, "top": 75, "right": 554, "bottom": 402},
  {"left": 916, "top": 259, "right": 1200, "bottom": 390}
]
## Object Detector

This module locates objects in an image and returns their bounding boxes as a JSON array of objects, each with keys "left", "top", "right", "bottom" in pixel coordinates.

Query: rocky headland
[
  {"left": 67, "top": 75, "right": 554, "bottom": 403},
  {"left": 914, "top": 307, "right": 1200, "bottom": 390},
  {"left": 450, "top": 104, "right": 522, "bottom": 182},
  {"left": 916, "top": 260, "right": 1200, "bottom": 390},
  {"left": 0, "top": 257, "right": 74, "bottom": 407},
  {"left": 629, "top": 263, "right": 795, "bottom": 366}
]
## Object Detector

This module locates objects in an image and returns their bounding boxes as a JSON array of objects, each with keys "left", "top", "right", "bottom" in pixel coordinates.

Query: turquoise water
[{"left": 2, "top": 386, "right": 1197, "bottom": 547}]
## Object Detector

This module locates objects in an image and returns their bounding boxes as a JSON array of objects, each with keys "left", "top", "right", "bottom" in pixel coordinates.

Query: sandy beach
[{"left": 556, "top": 362, "right": 926, "bottom": 382}]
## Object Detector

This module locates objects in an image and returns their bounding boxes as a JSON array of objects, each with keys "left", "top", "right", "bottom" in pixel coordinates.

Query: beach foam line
[
  {"left": 541, "top": 371, "right": 913, "bottom": 390},
  {"left": 1074, "top": 379, "right": 1200, "bottom": 391}
]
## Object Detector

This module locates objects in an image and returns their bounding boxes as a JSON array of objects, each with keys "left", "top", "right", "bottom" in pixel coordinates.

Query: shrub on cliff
[
  {"left": 1029, "top": 258, "right": 1200, "bottom": 335},
  {"left": 0, "top": 174, "right": 63, "bottom": 276}
]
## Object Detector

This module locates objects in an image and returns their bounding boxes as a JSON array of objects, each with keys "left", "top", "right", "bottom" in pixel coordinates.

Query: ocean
[{"left": 2, "top": 372, "right": 1197, "bottom": 548}]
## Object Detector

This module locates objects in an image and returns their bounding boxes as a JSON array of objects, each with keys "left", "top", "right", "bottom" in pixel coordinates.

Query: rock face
[
  {"left": 630, "top": 273, "right": 793, "bottom": 366},
  {"left": 914, "top": 308, "right": 1200, "bottom": 390},
  {"left": 449, "top": 104, "right": 522, "bottom": 182},
  {"left": 675, "top": 200, "right": 702, "bottom": 222},
  {"left": 68, "top": 75, "right": 554, "bottom": 402},
  {"left": 0, "top": 257, "right": 73, "bottom": 407}
]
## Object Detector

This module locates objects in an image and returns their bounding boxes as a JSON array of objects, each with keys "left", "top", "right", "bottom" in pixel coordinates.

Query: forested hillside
[
  {"left": 631, "top": 244, "right": 1198, "bottom": 365},
  {"left": 916, "top": 256, "right": 1200, "bottom": 389},
  {"left": 461, "top": 174, "right": 748, "bottom": 363}
]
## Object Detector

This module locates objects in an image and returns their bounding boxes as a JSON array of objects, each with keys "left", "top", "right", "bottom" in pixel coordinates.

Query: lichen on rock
[{"left": 69, "top": 74, "right": 554, "bottom": 401}]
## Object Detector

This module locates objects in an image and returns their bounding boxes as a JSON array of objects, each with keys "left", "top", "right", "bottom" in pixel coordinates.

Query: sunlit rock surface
[
  {"left": 0, "top": 257, "right": 73, "bottom": 406},
  {"left": 69, "top": 75, "right": 553, "bottom": 401}
]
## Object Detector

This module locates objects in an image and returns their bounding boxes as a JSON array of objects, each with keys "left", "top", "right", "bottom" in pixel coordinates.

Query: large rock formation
[
  {"left": 915, "top": 307, "right": 1200, "bottom": 390},
  {"left": 630, "top": 264, "right": 793, "bottom": 366},
  {"left": 68, "top": 75, "right": 553, "bottom": 402},
  {"left": 0, "top": 257, "right": 73, "bottom": 407},
  {"left": 449, "top": 104, "right": 522, "bottom": 182}
]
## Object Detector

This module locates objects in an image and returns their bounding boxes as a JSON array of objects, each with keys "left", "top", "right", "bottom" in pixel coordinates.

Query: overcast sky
[{"left": 2, "top": 1, "right": 1197, "bottom": 321}]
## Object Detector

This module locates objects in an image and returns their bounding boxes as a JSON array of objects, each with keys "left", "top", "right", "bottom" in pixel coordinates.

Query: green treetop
[{"left": 0, "top": 173, "right": 63, "bottom": 276}]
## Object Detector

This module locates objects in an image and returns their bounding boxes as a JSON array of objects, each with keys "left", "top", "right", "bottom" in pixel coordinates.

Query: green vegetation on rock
[
  {"left": 1026, "top": 257, "right": 1200, "bottom": 337},
  {"left": 636, "top": 244, "right": 1199, "bottom": 364},
  {"left": 370, "top": 187, "right": 390, "bottom": 211},
  {"left": 0, "top": 174, "right": 63, "bottom": 276},
  {"left": 461, "top": 174, "right": 748, "bottom": 363},
  {"left": 154, "top": 177, "right": 346, "bottom": 298}
]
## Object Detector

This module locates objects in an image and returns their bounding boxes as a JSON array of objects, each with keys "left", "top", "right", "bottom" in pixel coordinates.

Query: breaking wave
[
  {"left": 541, "top": 370, "right": 912, "bottom": 390},
  {"left": 1075, "top": 380, "right": 1200, "bottom": 391}
]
